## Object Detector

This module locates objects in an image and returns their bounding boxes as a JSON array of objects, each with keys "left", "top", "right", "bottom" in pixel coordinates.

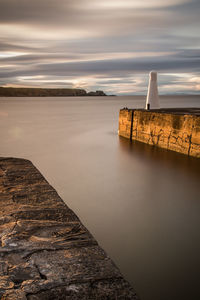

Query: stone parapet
[{"left": 119, "top": 108, "right": 200, "bottom": 158}]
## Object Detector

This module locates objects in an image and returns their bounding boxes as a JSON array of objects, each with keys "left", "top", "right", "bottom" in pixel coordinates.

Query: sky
[{"left": 0, "top": 0, "right": 200, "bottom": 95}]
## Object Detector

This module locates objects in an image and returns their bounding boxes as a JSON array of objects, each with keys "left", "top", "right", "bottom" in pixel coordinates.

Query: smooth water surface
[{"left": 0, "top": 95, "right": 200, "bottom": 300}]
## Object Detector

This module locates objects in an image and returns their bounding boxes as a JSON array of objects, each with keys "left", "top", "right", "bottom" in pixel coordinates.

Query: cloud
[
  {"left": 0, "top": 0, "right": 199, "bottom": 94},
  {"left": 1, "top": 51, "right": 199, "bottom": 77}
]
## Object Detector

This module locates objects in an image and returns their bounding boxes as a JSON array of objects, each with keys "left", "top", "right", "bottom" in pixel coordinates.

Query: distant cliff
[
  {"left": 0, "top": 87, "right": 107, "bottom": 97},
  {"left": 87, "top": 90, "right": 106, "bottom": 96}
]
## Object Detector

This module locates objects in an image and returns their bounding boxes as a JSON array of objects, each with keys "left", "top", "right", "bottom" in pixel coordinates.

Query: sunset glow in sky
[{"left": 0, "top": 0, "right": 200, "bottom": 94}]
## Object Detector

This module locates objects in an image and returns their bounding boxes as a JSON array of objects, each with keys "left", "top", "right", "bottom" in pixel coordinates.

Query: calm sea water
[{"left": 0, "top": 95, "right": 200, "bottom": 300}]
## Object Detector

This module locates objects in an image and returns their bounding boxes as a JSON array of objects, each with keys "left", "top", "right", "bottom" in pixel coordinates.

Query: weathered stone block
[
  {"left": 0, "top": 158, "right": 139, "bottom": 299},
  {"left": 118, "top": 108, "right": 200, "bottom": 157}
]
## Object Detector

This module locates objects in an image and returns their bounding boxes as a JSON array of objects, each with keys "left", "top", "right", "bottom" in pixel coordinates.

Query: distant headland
[{"left": 0, "top": 87, "right": 107, "bottom": 97}]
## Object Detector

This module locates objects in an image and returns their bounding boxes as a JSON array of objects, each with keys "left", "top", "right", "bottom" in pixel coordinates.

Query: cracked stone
[{"left": 0, "top": 158, "right": 139, "bottom": 299}]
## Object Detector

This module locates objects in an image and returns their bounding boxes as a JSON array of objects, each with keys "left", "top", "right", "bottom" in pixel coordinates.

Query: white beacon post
[{"left": 145, "top": 71, "right": 160, "bottom": 110}]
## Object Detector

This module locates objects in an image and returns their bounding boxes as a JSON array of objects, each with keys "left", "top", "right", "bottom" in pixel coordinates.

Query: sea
[{"left": 0, "top": 95, "right": 200, "bottom": 300}]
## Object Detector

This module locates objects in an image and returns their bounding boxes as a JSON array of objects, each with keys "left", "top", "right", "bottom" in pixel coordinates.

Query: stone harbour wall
[
  {"left": 118, "top": 109, "right": 133, "bottom": 139},
  {"left": 119, "top": 108, "right": 200, "bottom": 158},
  {"left": 0, "top": 157, "right": 139, "bottom": 300}
]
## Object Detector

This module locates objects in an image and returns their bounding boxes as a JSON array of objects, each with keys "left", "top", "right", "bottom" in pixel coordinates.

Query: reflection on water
[
  {"left": 119, "top": 137, "right": 200, "bottom": 178},
  {"left": 118, "top": 137, "right": 200, "bottom": 300},
  {"left": 0, "top": 96, "right": 200, "bottom": 300}
]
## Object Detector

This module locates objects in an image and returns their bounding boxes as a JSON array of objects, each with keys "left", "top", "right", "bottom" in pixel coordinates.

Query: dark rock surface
[
  {"left": 0, "top": 158, "right": 139, "bottom": 299},
  {"left": 0, "top": 87, "right": 87, "bottom": 97},
  {"left": 87, "top": 90, "right": 106, "bottom": 96},
  {"left": 0, "top": 87, "right": 107, "bottom": 97}
]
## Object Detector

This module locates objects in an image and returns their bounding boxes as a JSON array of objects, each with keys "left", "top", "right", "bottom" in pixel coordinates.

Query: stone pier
[
  {"left": 119, "top": 108, "right": 200, "bottom": 158},
  {"left": 0, "top": 157, "right": 139, "bottom": 299}
]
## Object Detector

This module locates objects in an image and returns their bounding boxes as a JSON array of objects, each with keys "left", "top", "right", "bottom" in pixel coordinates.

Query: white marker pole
[{"left": 145, "top": 71, "right": 160, "bottom": 110}]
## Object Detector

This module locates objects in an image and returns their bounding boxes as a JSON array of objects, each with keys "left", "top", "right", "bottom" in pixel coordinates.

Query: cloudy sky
[{"left": 0, "top": 0, "right": 200, "bottom": 95}]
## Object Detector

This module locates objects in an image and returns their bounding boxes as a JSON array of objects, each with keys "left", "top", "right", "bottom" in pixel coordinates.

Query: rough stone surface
[
  {"left": 118, "top": 108, "right": 200, "bottom": 158},
  {"left": 118, "top": 109, "right": 133, "bottom": 139},
  {"left": 0, "top": 157, "right": 139, "bottom": 299}
]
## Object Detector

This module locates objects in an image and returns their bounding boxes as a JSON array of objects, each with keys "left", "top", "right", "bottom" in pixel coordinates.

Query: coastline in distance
[{"left": 0, "top": 87, "right": 107, "bottom": 97}]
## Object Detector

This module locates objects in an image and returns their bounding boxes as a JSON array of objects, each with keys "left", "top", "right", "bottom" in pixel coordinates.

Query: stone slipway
[
  {"left": 119, "top": 108, "right": 200, "bottom": 158},
  {"left": 0, "top": 157, "right": 139, "bottom": 300}
]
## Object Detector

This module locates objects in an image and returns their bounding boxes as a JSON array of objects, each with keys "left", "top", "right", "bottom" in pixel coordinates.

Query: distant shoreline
[{"left": 0, "top": 87, "right": 107, "bottom": 97}]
